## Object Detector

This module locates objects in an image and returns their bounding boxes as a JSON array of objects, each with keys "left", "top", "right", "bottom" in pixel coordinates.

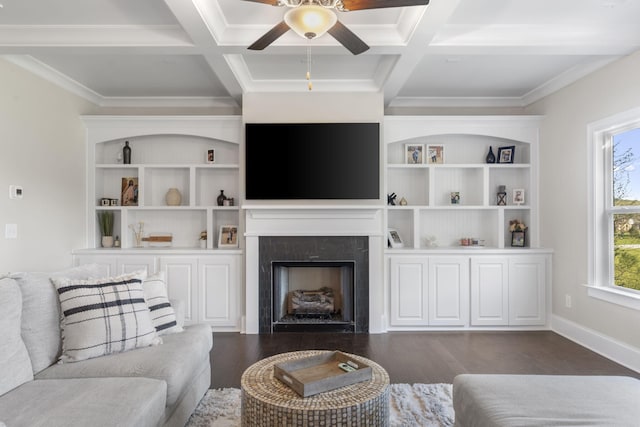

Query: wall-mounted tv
[{"left": 245, "top": 123, "right": 380, "bottom": 200}]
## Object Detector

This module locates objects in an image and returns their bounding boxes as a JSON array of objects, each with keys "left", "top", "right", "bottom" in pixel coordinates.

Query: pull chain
[{"left": 306, "top": 45, "right": 313, "bottom": 91}]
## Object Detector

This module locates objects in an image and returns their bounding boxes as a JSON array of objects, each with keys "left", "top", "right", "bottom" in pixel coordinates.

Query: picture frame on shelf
[
  {"left": 218, "top": 225, "right": 238, "bottom": 248},
  {"left": 207, "top": 149, "right": 215, "bottom": 164},
  {"left": 387, "top": 229, "right": 404, "bottom": 249},
  {"left": 497, "top": 146, "right": 515, "bottom": 163},
  {"left": 405, "top": 144, "right": 424, "bottom": 164},
  {"left": 450, "top": 191, "right": 460, "bottom": 204},
  {"left": 513, "top": 188, "right": 525, "bottom": 205},
  {"left": 511, "top": 231, "right": 526, "bottom": 247},
  {"left": 121, "top": 177, "right": 138, "bottom": 206},
  {"left": 426, "top": 145, "right": 444, "bottom": 164}
]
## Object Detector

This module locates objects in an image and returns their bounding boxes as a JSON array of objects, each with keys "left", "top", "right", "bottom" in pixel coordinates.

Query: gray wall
[
  {"left": 0, "top": 59, "right": 93, "bottom": 272},
  {"left": 526, "top": 49, "right": 640, "bottom": 350}
]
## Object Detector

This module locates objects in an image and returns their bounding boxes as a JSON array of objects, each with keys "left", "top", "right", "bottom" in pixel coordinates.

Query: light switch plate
[
  {"left": 9, "top": 185, "right": 23, "bottom": 199},
  {"left": 5, "top": 224, "right": 17, "bottom": 239}
]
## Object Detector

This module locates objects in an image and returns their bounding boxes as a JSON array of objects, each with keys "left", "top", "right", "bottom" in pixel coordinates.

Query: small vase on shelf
[
  {"left": 123, "top": 141, "right": 132, "bottom": 164},
  {"left": 217, "top": 190, "right": 227, "bottom": 206},
  {"left": 486, "top": 146, "right": 496, "bottom": 164},
  {"left": 165, "top": 188, "right": 182, "bottom": 206}
]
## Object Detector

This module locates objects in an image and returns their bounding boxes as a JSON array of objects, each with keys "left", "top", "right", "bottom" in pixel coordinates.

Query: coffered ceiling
[{"left": 1, "top": 0, "right": 638, "bottom": 109}]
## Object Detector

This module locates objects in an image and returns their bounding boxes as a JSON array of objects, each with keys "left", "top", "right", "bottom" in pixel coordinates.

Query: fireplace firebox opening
[
  {"left": 258, "top": 236, "right": 369, "bottom": 334},
  {"left": 272, "top": 261, "right": 355, "bottom": 332}
]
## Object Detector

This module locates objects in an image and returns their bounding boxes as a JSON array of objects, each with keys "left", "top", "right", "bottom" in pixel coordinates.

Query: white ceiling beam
[
  {"left": 163, "top": 0, "right": 243, "bottom": 105},
  {"left": 0, "top": 25, "right": 191, "bottom": 46},
  {"left": 382, "top": 0, "right": 463, "bottom": 107}
]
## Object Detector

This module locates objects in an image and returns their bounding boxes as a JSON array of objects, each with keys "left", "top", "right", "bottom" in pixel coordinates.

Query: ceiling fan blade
[
  {"left": 327, "top": 21, "right": 369, "bottom": 55},
  {"left": 248, "top": 21, "right": 290, "bottom": 51},
  {"left": 241, "top": 0, "right": 281, "bottom": 5},
  {"left": 341, "top": 0, "right": 429, "bottom": 11}
]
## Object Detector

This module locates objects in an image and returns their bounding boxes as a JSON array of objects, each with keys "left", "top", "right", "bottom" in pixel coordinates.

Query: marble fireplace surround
[{"left": 244, "top": 206, "right": 386, "bottom": 334}]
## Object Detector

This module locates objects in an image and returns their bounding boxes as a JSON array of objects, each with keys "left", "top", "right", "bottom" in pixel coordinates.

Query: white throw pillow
[
  {"left": 143, "top": 272, "right": 183, "bottom": 336},
  {"left": 51, "top": 271, "right": 162, "bottom": 363},
  {"left": 10, "top": 263, "right": 106, "bottom": 373},
  {"left": 0, "top": 278, "right": 34, "bottom": 396}
]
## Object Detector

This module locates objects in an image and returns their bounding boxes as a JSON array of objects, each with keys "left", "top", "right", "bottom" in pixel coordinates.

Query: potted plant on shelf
[{"left": 97, "top": 211, "right": 115, "bottom": 248}]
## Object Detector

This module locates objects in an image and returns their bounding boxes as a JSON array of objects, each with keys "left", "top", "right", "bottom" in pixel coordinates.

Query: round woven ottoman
[{"left": 241, "top": 350, "right": 390, "bottom": 426}]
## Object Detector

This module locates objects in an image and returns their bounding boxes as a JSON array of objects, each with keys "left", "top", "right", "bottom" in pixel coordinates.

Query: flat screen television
[{"left": 245, "top": 123, "right": 380, "bottom": 200}]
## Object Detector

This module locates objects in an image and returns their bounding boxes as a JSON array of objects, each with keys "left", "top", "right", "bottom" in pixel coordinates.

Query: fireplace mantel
[
  {"left": 243, "top": 206, "right": 386, "bottom": 334},
  {"left": 244, "top": 205, "right": 384, "bottom": 237}
]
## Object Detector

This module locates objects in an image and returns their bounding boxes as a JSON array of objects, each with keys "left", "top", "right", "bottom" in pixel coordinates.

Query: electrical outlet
[
  {"left": 565, "top": 294, "right": 572, "bottom": 308},
  {"left": 5, "top": 223, "right": 17, "bottom": 239}
]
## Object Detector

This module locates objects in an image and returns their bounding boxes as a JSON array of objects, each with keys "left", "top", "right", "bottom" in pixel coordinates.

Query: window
[{"left": 588, "top": 108, "right": 640, "bottom": 310}]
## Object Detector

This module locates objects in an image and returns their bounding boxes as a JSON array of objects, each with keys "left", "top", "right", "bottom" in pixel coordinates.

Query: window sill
[{"left": 586, "top": 285, "right": 640, "bottom": 311}]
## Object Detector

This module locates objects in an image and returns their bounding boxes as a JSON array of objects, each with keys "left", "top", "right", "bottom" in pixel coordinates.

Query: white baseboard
[{"left": 552, "top": 314, "right": 640, "bottom": 373}]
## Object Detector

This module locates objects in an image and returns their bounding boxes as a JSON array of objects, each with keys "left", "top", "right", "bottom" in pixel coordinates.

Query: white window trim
[{"left": 587, "top": 106, "right": 640, "bottom": 311}]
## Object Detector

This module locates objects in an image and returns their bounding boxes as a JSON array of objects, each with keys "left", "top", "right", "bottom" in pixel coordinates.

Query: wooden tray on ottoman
[{"left": 273, "top": 351, "right": 373, "bottom": 397}]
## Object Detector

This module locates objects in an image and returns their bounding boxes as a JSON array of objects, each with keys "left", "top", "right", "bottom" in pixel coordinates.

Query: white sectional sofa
[
  {"left": 0, "top": 265, "right": 213, "bottom": 427},
  {"left": 453, "top": 373, "right": 640, "bottom": 426}
]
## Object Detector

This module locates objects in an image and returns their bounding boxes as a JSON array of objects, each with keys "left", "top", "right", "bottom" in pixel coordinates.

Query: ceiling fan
[{"left": 243, "top": 0, "right": 430, "bottom": 55}]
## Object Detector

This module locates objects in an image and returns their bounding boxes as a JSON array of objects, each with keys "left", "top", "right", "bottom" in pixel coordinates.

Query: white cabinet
[
  {"left": 389, "top": 253, "right": 549, "bottom": 330},
  {"left": 389, "top": 256, "right": 468, "bottom": 327},
  {"left": 198, "top": 255, "right": 240, "bottom": 327},
  {"left": 74, "top": 251, "right": 242, "bottom": 331},
  {"left": 470, "top": 255, "right": 547, "bottom": 327},
  {"left": 429, "top": 256, "right": 469, "bottom": 326},
  {"left": 158, "top": 254, "right": 242, "bottom": 329},
  {"left": 470, "top": 257, "right": 509, "bottom": 326},
  {"left": 508, "top": 256, "right": 546, "bottom": 326},
  {"left": 159, "top": 256, "right": 198, "bottom": 325},
  {"left": 389, "top": 257, "right": 428, "bottom": 326},
  {"left": 73, "top": 254, "right": 156, "bottom": 277}
]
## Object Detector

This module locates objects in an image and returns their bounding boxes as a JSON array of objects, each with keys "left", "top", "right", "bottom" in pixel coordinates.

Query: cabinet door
[
  {"left": 508, "top": 256, "right": 546, "bottom": 326},
  {"left": 159, "top": 257, "right": 198, "bottom": 325},
  {"left": 470, "top": 257, "right": 509, "bottom": 326},
  {"left": 74, "top": 255, "right": 116, "bottom": 277},
  {"left": 389, "top": 257, "right": 429, "bottom": 326},
  {"left": 428, "top": 256, "right": 469, "bottom": 326},
  {"left": 198, "top": 255, "right": 240, "bottom": 328},
  {"left": 116, "top": 256, "right": 156, "bottom": 275}
]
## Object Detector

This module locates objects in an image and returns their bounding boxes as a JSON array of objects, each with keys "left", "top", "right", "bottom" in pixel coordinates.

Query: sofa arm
[{"left": 169, "top": 299, "right": 186, "bottom": 328}]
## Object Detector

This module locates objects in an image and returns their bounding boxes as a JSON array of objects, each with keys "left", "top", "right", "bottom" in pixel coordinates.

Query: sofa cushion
[
  {"left": 36, "top": 323, "right": 213, "bottom": 408},
  {"left": 50, "top": 270, "right": 162, "bottom": 363},
  {"left": 10, "top": 264, "right": 105, "bottom": 373},
  {"left": 144, "top": 271, "right": 183, "bottom": 336},
  {"left": 0, "top": 278, "right": 33, "bottom": 397},
  {"left": 0, "top": 377, "right": 166, "bottom": 427},
  {"left": 453, "top": 374, "right": 640, "bottom": 427}
]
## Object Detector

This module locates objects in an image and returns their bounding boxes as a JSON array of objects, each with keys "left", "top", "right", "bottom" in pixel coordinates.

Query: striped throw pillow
[
  {"left": 143, "top": 272, "right": 183, "bottom": 335},
  {"left": 52, "top": 271, "right": 162, "bottom": 363}
]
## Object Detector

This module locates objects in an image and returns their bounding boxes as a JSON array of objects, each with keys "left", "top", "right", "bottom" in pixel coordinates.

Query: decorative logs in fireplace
[{"left": 287, "top": 287, "right": 335, "bottom": 317}]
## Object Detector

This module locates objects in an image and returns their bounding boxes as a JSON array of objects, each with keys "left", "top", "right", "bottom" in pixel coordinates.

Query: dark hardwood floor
[{"left": 210, "top": 331, "right": 639, "bottom": 389}]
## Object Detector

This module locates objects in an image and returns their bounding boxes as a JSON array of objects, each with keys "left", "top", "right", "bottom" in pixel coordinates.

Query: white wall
[
  {"left": 526, "top": 50, "right": 640, "bottom": 351},
  {"left": 0, "top": 59, "right": 95, "bottom": 272}
]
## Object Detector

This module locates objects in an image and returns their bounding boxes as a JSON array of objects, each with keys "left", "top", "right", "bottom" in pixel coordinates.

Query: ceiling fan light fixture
[{"left": 284, "top": 4, "right": 337, "bottom": 39}]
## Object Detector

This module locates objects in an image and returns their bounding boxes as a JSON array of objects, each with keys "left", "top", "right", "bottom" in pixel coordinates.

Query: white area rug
[{"left": 186, "top": 383, "right": 454, "bottom": 427}]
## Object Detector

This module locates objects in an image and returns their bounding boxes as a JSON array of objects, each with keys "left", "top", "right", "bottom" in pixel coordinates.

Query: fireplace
[
  {"left": 272, "top": 261, "right": 355, "bottom": 332},
  {"left": 259, "top": 236, "right": 369, "bottom": 333}
]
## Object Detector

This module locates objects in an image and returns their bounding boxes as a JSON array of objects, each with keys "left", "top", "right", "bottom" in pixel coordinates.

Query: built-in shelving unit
[
  {"left": 384, "top": 117, "right": 539, "bottom": 250},
  {"left": 77, "top": 116, "right": 244, "bottom": 331},
  {"left": 86, "top": 117, "right": 242, "bottom": 250},
  {"left": 383, "top": 116, "right": 551, "bottom": 330}
]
